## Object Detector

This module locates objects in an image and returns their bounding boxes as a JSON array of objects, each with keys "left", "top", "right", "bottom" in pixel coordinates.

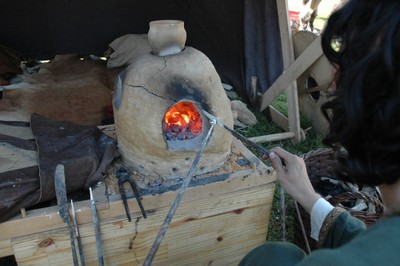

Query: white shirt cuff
[{"left": 310, "top": 198, "right": 334, "bottom": 241}]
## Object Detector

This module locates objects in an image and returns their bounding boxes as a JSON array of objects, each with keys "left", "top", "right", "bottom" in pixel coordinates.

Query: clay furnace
[{"left": 113, "top": 33, "right": 233, "bottom": 179}]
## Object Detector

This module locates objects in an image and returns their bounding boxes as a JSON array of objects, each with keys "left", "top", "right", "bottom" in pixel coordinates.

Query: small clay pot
[{"left": 148, "top": 20, "right": 187, "bottom": 56}]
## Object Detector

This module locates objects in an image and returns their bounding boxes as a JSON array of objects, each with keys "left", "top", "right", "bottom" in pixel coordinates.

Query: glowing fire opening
[{"left": 163, "top": 101, "right": 203, "bottom": 141}]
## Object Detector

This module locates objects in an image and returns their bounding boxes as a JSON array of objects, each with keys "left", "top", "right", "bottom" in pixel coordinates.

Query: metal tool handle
[
  {"left": 90, "top": 187, "right": 104, "bottom": 266},
  {"left": 128, "top": 178, "right": 147, "bottom": 219},
  {"left": 55, "top": 164, "right": 79, "bottom": 266},
  {"left": 67, "top": 224, "right": 79, "bottom": 266},
  {"left": 143, "top": 118, "right": 216, "bottom": 266},
  {"left": 118, "top": 180, "right": 133, "bottom": 222},
  {"left": 71, "top": 199, "right": 86, "bottom": 266}
]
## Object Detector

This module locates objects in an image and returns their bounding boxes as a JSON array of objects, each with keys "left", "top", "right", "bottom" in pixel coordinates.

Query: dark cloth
[
  {"left": 0, "top": 0, "right": 283, "bottom": 102},
  {"left": 244, "top": 0, "right": 283, "bottom": 96},
  {"left": 239, "top": 212, "right": 400, "bottom": 265},
  {"left": 0, "top": 113, "right": 119, "bottom": 222},
  {"left": 239, "top": 242, "right": 306, "bottom": 266},
  {"left": 0, "top": 44, "right": 21, "bottom": 84},
  {"left": 0, "top": 166, "right": 41, "bottom": 222},
  {"left": 30, "top": 113, "right": 119, "bottom": 201}
]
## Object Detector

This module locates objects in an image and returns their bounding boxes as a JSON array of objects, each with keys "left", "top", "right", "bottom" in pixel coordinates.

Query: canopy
[{"left": 0, "top": 0, "right": 284, "bottom": 102}]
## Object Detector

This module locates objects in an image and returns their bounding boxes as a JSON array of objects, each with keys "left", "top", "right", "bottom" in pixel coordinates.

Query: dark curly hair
[{"left": 320, "top": 0, "right": 400, "bottom": 186}]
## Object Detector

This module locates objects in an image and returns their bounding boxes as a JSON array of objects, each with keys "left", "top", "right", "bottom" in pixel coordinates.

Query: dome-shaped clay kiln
[{"left": 113, "top": 46, "right": 233, "bottom": 178}]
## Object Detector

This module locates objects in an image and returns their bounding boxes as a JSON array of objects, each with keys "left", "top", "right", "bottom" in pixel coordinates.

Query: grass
[
  {"left": 239, "top": 93, "right": 324, "bottom": 156},
  {"left": 238, "top": 93, "right": 325, "bottom": 242}
]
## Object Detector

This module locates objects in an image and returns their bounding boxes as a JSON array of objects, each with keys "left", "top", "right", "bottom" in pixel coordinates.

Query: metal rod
[
  {"left": 280, "top": 187, "right": 286, "bottom": 241},
  {"left": 89, "top": 187, "right": 104, "bottom": 266},
  {"left": 118, "top": 179, "right": 133, "bottom": 222},
  {"left": 202, "top": 110, "right": 270, "bottom": 157},
  {"left": 143, "top": 118, "right": 216, "bottom": 266},
  {"left": 67, "top": 218, "right": 79, "bottom": 266},
  {"left": 117, "top": 169, "right": 147, "bottom": 222},
  {"left": 55, "top": 164, "right": 79, "bottom": 266},
  {"left": 129, "top": 178, "right": 147, "bottom": 219},
  {"left": 294, "top": 200, "right": 311, "bottom": 253},
  {"left": 71, "top": 199, "right": 86, "bottom": 266}
]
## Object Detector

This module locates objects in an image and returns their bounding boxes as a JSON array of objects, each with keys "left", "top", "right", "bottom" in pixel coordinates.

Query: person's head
[{"left": 320, "top": 0, "right": 400, "bottom": 186}]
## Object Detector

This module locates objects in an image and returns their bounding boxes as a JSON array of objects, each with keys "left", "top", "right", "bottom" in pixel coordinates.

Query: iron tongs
[{"left": 116, "top": 168, "right": 147, "bottom": 221}]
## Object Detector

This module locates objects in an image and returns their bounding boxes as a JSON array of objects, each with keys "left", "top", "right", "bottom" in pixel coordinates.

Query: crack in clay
[
  {"left": 124, "top": 83, "right": 176, "bottom": 103},
  {"left": 161, "top": 57, "right": 167, "bottom": 70},
  {"left": 124, "top": 57, "right": 171, "bottom": 102}
]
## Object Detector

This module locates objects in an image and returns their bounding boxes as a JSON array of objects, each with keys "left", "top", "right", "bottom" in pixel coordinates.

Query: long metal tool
[
  {"left": 143, "top": 117, "right": 217, "bottom": 266},
  {"left": 89, "top": 187, "right": 104, "bottom": 266},
  {"left": 202, "top": 111, "right": 290, "bottom": 244},
  {"left": 71, "top": 199, "right": 86, "bottom": 266},
  {"left": 202, "top": 110, "right": 270, "bottom": 158},
  {"left": 54, "top": 164, "right": 79, "bottom": 266}
]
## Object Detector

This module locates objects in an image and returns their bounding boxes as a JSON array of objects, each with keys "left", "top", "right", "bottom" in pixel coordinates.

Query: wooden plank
[
  {"left": 0, "top": 241, "right": 12, "bottom": 259},
  {"left": 0, "top": 140, "right": 276, "bottom": 260},
  {"left": 259, "top": 34, "right": 323, "bottom": 111},
  {"left": 267, "top": 106, "right": 305, "bottom": 141},
  {"left": 0, "top": 143, "right": 38, "bottom": 173},
  {"left": 287, "top": 87, "right": 302, "bottom": 144},
  {"left": 276, "top": 0, "right": 302, "bottom": 143},
  {"left": 1, "top": 167, "right": 274, "bottom": 243},
  {"left": 270, "top": 105, "right": 289, "bottom": 132},
  {"left": 11, "top": 175, "right": 276, "bottom": 265},
  {"left": 0, "top": 124, "right": 34, "bottom": 140},
  {"left": 249, "top": 132, "right": 295, "bottom": 143}
]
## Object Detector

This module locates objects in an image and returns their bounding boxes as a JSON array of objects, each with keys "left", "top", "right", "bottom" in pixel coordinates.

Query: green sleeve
[{"left": 320, "top": 209, "right": 367, "bottom": 249}]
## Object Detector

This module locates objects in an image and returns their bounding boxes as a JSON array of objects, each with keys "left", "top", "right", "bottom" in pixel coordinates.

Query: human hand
[{"left": 269, "top": 147, "right": 321, "bottom": 213}]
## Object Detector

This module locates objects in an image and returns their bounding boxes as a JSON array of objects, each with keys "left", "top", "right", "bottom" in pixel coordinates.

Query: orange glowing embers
[{"left": 163, "top": 101, "right": 203, "bottom": 141}]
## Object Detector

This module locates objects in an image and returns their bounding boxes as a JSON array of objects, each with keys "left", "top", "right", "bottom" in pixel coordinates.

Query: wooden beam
[
  {"left": 269, "top": 106, "right": 290, "bottom": 132},
  {"left": 259, "top": 34, "right": 323, "bottom": 111},
  {"left": 249, "top": 132, "right": 295, "bottom": 144},
  {"left": 274, "top": 0, "right": 302, "bottom": 143},
  {"left": 267, "top": 106, "right": 305, "bottom": 141}
]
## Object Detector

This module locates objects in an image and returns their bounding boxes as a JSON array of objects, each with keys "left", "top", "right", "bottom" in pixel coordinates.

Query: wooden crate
[{"left": 0, "top": 140, "right": 276, "bottom": 265}]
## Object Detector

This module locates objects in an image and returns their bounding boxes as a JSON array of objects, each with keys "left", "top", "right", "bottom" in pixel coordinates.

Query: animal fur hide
[{"left": 0, "top": 54, "right": 120, "bottom": 125}]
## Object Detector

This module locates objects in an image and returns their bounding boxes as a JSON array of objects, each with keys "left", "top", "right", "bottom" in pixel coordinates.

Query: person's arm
[
  {"left": 268, "top": 147, "right": 366, "bottom": 248},
  {"left": 268, "top": 147, "right": 321, "bottom": 213}
]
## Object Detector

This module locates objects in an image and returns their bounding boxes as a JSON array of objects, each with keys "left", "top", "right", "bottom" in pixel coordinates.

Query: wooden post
[{"left": 276, "top": 0, "right": 302, "bottom": 144}]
